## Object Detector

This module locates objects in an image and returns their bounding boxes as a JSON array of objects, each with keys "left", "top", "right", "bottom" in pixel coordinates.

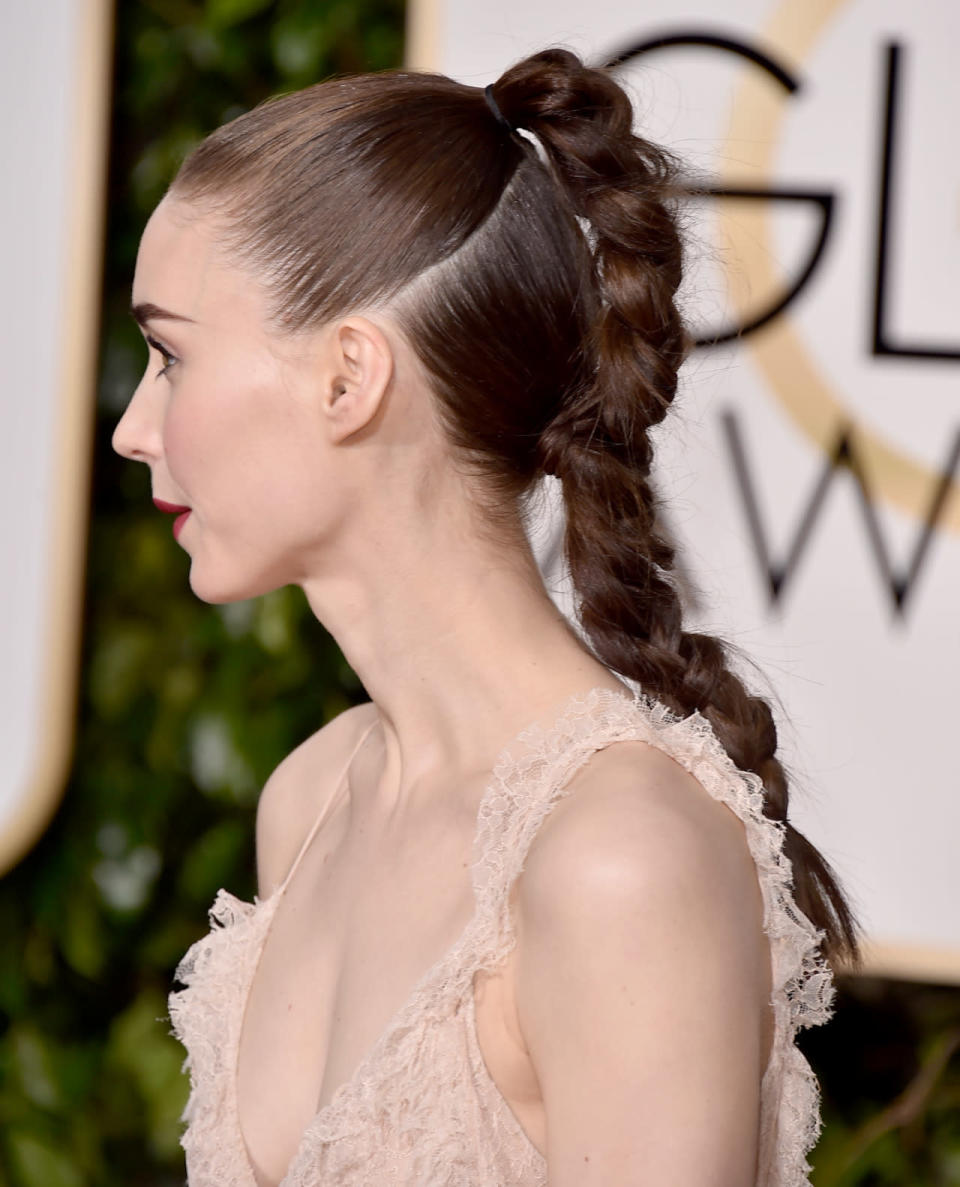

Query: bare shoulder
[
  {"left": 513, "top": 739, "right": 771, "bottom": 1181},
  {"left": 255, "top": 700, "right": 379, "bottom": 897},
  {"left": 520, "top": 739, "right": 761, "bottom": 926}
]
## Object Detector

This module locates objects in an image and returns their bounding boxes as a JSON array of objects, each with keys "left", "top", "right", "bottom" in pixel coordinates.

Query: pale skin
[{"left": 114, "top": 197, "right": 773, "bottom": 1186}]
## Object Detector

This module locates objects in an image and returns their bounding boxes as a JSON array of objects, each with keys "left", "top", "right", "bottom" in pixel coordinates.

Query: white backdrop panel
[
  {"left": 0, "top": 0, "right": 110, "bottom": 872},
  {"left": 410, "top": 0, "right": 960, "bottom": 979}
]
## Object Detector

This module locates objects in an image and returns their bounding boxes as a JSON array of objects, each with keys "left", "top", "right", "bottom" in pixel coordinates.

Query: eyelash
[{"left": 146, "top": 334, "right": 178, "bottom": 378}]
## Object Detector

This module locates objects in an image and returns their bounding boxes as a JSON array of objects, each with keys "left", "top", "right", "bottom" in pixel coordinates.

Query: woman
[{"left": 112, "top": 47, "right": 857, "bottom": 1187}]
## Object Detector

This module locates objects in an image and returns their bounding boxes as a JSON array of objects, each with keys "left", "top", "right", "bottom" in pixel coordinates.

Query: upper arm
[
  {"left": 255, "top": 701, "right": 377, "bottom": 897},
  {"left": 514, "top": 741, "right": 771, "bottom": 1186}
]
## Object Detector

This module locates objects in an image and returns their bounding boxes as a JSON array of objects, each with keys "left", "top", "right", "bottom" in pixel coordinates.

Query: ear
[{"left": 319, "top": 316, "right": 394, "bottom": 444}]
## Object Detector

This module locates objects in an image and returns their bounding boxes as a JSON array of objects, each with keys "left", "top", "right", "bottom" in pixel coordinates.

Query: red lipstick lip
[{"left": 153, "top": 498, "right": 191, "bottom": 513}]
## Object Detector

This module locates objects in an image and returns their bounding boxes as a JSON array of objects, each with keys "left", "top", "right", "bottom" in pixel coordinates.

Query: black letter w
[{"left": 721, "top": 410, "right": 960, "bottom": 615}]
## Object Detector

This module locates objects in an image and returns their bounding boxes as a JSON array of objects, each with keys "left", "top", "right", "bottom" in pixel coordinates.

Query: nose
[{"left": 111, "top": 373, "right": 164, "bottom": 463}]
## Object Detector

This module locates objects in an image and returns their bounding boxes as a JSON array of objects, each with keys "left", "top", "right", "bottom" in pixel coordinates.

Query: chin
[{"left": 187, "top": 562, "right": 288, "bottom": 605}]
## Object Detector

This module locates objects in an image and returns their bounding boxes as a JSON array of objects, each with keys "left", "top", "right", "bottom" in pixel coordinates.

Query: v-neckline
[{"left": 233, "top": 683, "right": 638, "bottom": 1187}]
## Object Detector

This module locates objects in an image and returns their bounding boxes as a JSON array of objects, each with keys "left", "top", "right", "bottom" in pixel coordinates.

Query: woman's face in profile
[{"left": 113, "top": 199, "right": 342, "bottom": 605}]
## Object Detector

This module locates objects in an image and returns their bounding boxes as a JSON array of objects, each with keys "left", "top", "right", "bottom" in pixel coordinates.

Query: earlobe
[{"left": 324, "top": 317, "right": 394, "bottom": 444}]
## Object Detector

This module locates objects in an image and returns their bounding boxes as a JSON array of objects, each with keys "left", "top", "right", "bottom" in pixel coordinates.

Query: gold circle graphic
[{"left": 717, "top": 0, "right": 960, "bottom": 532}]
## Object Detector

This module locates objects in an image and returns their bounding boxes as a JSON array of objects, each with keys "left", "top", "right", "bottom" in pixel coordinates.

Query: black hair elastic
[{"left": 484, "top": 84, "right": 516, "bottom": 134}]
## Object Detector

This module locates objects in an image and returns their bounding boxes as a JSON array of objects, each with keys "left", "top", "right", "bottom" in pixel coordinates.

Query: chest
[{"left": 235, "top": 794, "right": 502, "bottom": 1186}]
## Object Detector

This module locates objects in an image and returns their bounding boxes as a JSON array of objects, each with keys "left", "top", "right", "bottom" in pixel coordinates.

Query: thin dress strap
[{"left": 275, "top": 714, "right": 379, "bottom": 897}]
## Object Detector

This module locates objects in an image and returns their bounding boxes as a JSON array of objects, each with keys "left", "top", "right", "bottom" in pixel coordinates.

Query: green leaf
[
  {"left": 177, "top": 818, "right": 249, "bottom": 901},
  {"left": 10, "top": 1027, "right": 62, "bottom": 1112},
  {"left": 204, "top": 0, "right": 275, "bottom": 30},
  {"left": 5, "top": 1131, "right": 83, "bottom": 1187},
  {"left": 106, "top": 988, "right": 190, "bottom": 1159}
]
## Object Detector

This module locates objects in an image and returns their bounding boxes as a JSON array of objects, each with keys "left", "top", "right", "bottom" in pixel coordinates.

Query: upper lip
[{"left": 153, "top": 498, "right": 191, "bottom": 514}]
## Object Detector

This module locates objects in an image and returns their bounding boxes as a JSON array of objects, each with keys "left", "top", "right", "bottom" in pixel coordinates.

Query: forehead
[{"left": 132, "top": 197, "right": 267, "bottom": 327}]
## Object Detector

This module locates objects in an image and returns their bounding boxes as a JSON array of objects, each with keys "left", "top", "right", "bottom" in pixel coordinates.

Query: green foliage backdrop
[
  {"left": 0, "top": 2, "right": 957, "bottom": 1184},
  {"left": 1, "top": 3, "right": 397, "bottom": 1183}
]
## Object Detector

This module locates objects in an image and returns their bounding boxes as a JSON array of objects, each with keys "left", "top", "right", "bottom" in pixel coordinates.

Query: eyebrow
[{"left": 131, "top": 301, "right": 196, "bottom": 328}]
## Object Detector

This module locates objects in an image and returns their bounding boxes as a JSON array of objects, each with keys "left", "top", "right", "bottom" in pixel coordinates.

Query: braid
[{"left": 495, "top": 50, "right": 859, "bottom": 964}]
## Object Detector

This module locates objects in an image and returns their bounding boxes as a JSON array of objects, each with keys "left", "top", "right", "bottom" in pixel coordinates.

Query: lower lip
[{"left": 173, "top": 511, "right": 191, "bottom": 540}]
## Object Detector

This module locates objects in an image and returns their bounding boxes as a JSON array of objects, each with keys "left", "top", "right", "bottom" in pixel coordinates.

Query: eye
[{"left": 145, "top": 334, "right": 178, "bottom": 378}]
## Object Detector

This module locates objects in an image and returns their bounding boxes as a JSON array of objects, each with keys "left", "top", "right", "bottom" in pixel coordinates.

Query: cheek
[
  {"left": 160, "top": 367, "right": 320, "bottom": 527},
  {"left": 161, "top": 397, "right": 201, "bottom": 484},
  {"left": 159, "top": 359, "right": 256, "bottom": 486}
]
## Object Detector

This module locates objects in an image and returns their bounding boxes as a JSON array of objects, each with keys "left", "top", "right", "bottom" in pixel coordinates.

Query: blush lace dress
[{"left": 168, "top": 686, "right": 835, "bottom": 1186}]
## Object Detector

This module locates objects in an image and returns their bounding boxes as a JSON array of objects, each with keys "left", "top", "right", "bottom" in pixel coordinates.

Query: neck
[{"left": 299, "top": 485, "right": 626, "bottom": 800}]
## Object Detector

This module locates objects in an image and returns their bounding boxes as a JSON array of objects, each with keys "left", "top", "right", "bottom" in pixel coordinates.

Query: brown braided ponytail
[
  {"left": 490, "top": 50, "right": 858, "bottom": 964},
  {"left": 168, "top": 47, "right": 857, "bottom": 964}
]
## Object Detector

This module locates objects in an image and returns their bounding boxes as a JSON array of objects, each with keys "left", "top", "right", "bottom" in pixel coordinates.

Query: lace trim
[
  {"left": 471, "top": 687, "right": 833, "bottom": 1184},
  {"left": 169, "top": 889, "right": 271, "bottom": 1185},
  {"left": 169, "top": 686, "right": 833, "bottom": 1186}
]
